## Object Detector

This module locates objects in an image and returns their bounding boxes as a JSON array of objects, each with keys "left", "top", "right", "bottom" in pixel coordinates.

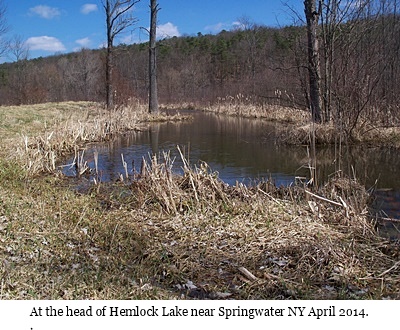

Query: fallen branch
[
  {"left": 305, "top": 189, "right": 343, "bottom": 208},
  {"left": 378, "top": 260, "right": 400, "bottom": 278},
  {"left": 257, "top": 187, "right": 283, "bottom": 205},
  {"left": 238, "top": 266, "right": 258, "bottom": 282}
]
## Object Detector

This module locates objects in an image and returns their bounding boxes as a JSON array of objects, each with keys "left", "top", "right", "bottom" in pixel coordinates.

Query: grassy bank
[
  {"left": 0, "top": 101, "right": 399, "bottom": 299},
  {"left": 0, "top": 101, "right": 190, "bottom": 174},
  {"left": 200, "top": 98, "right": 400, "bottom": 147}
]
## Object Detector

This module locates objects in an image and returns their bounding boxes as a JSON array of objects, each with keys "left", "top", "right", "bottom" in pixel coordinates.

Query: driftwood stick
[
  {"left": 304, "top": 189, "right": 343, "bottom": 207},
  {"left": 377, "top": 260, "right": 400, "bottom": 278},
  {"left": 257, "top": 188, "right": 282, "bottom": 204},
  {"left": 238, "top": 267, "right": 258, "bottom": 282}
]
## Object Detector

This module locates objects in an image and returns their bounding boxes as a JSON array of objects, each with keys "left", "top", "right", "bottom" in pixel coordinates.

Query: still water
[{"left": 62, "top": 111, "right": 400, "bottom": 240}]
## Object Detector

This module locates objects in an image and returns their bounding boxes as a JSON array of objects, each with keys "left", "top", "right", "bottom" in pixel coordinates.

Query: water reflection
[{"left": 62, "top": 111, "right": 400, "bottom": 239}]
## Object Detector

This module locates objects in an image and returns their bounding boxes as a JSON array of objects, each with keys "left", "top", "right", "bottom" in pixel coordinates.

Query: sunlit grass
[
  {"left": 0, "top": 101, "right": 399, "bottom": 300},
  {"left": 200, "top": 95, "right": 400, "bottom": 147}
]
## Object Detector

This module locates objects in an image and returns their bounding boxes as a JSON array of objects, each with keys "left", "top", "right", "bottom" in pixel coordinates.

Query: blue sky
[{"left": 1, "top": 0, "right": 304, "bottom": 61}]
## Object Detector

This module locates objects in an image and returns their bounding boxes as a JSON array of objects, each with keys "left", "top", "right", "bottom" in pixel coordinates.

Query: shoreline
[
  {"left": 188, "top": 102, "right": 400, "bottom": 148},
  {"left": 0, "top": 101, "right": 399, "bottom": 299}
]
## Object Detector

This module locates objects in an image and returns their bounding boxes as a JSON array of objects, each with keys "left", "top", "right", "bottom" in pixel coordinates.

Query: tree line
[{"left": 0, "top": 0, "right": 399, "bottom": 131}]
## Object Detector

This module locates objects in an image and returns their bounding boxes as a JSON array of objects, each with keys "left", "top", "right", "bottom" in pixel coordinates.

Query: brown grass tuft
[
  {"left": 201, "top": 95, "right": 309, "bottom": 123},
  {"left": 0, "top": 101, "right": 399, "bottom": 300}
]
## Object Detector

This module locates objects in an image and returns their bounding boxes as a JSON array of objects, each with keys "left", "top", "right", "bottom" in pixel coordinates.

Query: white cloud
[
  {"left": 29, "top": 5, "right": 61, "bottom": 19},
  {"left": 116, "top": 22, "right": 180, "bottom": 45},
  {"left": 81, "top": 4, "right": 98, "bottom": 15},
  {"left": 120, "top": 35, "right": 137, "bottom": 45},
  {"left": 232, "top": 21, "right": 245, "bottom": 29},
  {"left": 98, "top": 41, "right": 107, "bottom": 49},
  {"left": 76, "top": 37, "right": 91, "bottom": 47},
  {"left": 204, "top": 22, "right": 227, "bottom": 33},
  {"left": 204, "top": 22, "right": 238, "bottom": 34},
  {"left": 26, "top": 36, "right": 66, "bottom": 52},
  {"left": 157, "top": 22, "right": 180, "bottom": 39}
]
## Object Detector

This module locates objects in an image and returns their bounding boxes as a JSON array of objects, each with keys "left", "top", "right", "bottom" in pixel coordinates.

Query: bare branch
[
  {"left": 102, "top": 0, "right": 141, "bottom": 109},
  {"left": 0, "top": 0, "right": 10, "bottom": 57},
  {"left": 8, "top": 34, "right": 29, "bottom": 62}
]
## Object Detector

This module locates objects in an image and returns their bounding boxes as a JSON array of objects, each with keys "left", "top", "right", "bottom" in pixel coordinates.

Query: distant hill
[{"left": 0, "top": 14, "right": 399, "bottom": 126}]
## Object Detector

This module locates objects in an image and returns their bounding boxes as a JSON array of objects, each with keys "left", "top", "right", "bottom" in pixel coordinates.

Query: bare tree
[
  {"left": 6, "top": 35, "right": 30, "bottom": 104},
  {"left": 0, "top": 0, "right": 9, "bottom": 58},
  {"left": 234, "top": 16, "right": 262, "bottom": 95},
  {"left": 102, "top": 0, "right": 140, "bottom": 109},
  {"left": 59, "top": 49, "right": 101, "bottom": 101},
  {"left": 149, "top": 0, "right": 159, "bottom": 114},
  {"left": 304, "top": 0, "right": 322, "bottom": 123},
  {"left": 8, "top": 35, "right": 29, "bottom": 62}
]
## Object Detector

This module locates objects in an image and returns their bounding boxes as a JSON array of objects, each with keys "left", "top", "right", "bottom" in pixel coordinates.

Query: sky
[{"left": 1, "top": 0, "right": 304, "bottom": 61}]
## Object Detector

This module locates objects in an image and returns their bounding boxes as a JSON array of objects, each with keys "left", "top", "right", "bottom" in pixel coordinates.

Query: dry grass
[
  {"left": 277, "top": 122, "right": 338, "bottom": 145},
  {"left": 201, "top": 97, "right": 400, "bottom": 147},
  {"left": 0, "top": 101, "right": 399, "bottom": 300},
  {"left": 0, "top": 101, "right": 190, "bottom": 174},
  {"left": 1, "top": 153, "right": 399, "bottom": 299},
  {"left": 202, "top": 94, "right": 309, "bottom": 124},
  {"left": 276, "top": 121, "right": 400, "bottom": 146}
]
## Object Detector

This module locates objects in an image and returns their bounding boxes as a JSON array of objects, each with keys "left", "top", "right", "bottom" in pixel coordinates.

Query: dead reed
[
  {"left": 2, "top": 101, "right": 191, "bottom": 175},
  {"left": 203, "top": 94, "right": 309, "bottom": 124},
  {"left": 69, "top": 148, "right": 399, "bottom": 299},
  {"left": 202, "top": 96, "right": 400, "bottom": 147},
  {"left": 0, "top": 101, "right": 399, "bottom": 300}
]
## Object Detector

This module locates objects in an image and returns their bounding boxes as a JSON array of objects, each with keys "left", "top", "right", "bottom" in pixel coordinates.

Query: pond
[{"left": 62, "top": 110, "right": 400, "bottom": 240}]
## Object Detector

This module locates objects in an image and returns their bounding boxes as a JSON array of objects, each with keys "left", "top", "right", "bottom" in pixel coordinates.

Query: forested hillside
[
  {"left": 1, "top": 1, "right": 400, "bottom": 303},
  {"left": 0, "top": 25, "right": 302, "bottom": 106},
  {"left": 1, "top": 6, "right": 399, "bottom": 128}
]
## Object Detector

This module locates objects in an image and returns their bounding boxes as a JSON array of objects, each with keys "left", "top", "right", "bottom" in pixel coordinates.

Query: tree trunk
[
  {"left": 105, "top": 0, "right": 114, "bottom": 109},
  {"left": 304, "top": 0, "right": 322, "bottom": 123},
  {"left": 103, "top": 0, "right": 139, "bottom": 109},
  {"left": 149, "top": 0, "right": 159, "bottom": 114},
  {"left": 106, "top": 42, "right": 114, "bottom": 109}
]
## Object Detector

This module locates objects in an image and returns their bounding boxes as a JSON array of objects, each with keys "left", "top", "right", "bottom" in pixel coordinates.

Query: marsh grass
[
  {"left": 1, "top": 152, "right": 398, "bottom": 299},
  {"left": 1, "top": 101, "right": 190, "bottom": 174},
  {"left": 204, "top": 95, "right": 309, "bottom": 124},
  {"left": 202, "top": 97, "right": 400, "bottom": 147},
  {"left": 0, "top": 101, "right": 399, "bottom": 299}
]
